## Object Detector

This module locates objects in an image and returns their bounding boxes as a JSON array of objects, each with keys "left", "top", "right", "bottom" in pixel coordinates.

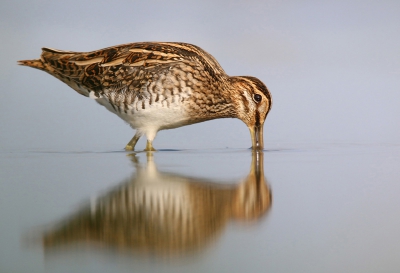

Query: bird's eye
[{"left": 253, "top": 94, "right": 262, "bottom": 103}]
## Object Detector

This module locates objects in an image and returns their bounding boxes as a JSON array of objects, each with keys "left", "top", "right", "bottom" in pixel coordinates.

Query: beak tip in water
[{"left": 250, "top": 125, "right": 264, "bottom": 150}]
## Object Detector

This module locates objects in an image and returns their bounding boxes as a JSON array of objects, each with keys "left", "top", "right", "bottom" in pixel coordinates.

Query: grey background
[
  {"left": 1, "top": 0, "right": 399, "bottom": 151},
  {"left": 1, "top": 1, "right": 400, "bottom": 273}
]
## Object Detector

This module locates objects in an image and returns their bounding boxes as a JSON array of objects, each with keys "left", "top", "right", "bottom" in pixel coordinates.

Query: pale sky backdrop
[{"left": 0, "top": 0, "right": 399, "bottom": 151}]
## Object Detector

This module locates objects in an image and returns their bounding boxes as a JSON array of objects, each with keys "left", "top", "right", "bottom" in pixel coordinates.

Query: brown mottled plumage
[{"left": 19, "top": 42, "right": 272, "bottom": 150}]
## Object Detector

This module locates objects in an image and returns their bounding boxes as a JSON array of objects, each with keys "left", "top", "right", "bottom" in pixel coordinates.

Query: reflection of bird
[
  {"left": 41, "top": 152, "right": 272, "bottom": 256},
  {"left": 19, "top": 42, "right": 272, "bottom": 150}
]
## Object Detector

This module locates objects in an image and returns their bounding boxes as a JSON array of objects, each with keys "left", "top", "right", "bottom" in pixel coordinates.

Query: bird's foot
[
  {"left": 145, "top": 141, "right": 156, "bottom": 151},
  {"left": 125, "top": 133, "right": 142, "bottom": 151},
  {"left": 125, "top": 144, "right": 135, "bottom": 151}
]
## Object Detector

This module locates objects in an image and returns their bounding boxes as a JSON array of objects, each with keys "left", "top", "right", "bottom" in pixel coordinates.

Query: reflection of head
[
  {"left": 231, "top": 151, "right": 272, "bottom": 221},
  {"left": 231, "top": 175, "right": 272, "bottom": 221}
]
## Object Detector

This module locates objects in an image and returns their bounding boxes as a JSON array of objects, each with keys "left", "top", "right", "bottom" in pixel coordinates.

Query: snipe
[{"left": 19, "top": 42, "right": 272, "bottom": 151}]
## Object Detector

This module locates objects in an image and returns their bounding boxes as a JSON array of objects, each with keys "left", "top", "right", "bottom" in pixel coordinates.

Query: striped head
[{"left": 230, "top": 76, "right": 272, "bottom": 150}]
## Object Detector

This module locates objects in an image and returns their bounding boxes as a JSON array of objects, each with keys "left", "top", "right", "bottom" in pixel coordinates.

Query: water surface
[{"left": 1, "top": 144, "right": 399, "bottom": 273}]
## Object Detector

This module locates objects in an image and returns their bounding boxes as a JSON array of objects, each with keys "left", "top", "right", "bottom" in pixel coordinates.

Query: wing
[{"left": 35, "top": 42, "right": 227, "bottom": 101}]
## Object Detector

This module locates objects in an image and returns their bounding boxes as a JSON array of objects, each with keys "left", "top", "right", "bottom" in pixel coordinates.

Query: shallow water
[{"left": 1, "top": 144, "right": 399, "bottom": 273}]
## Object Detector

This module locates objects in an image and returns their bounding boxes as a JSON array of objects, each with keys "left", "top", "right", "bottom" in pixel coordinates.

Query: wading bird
[{"left": 19, "top": 42, "right": 272, "bottom": 150}]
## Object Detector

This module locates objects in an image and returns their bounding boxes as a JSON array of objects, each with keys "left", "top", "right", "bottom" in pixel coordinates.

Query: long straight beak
[{"left": 249, "top": 124, "right": 264, "bottom": 150}]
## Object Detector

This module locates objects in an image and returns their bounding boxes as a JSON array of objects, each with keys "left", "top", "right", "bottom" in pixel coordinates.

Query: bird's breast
[{"left": 95, "top": 91, "right": 193, "bottom": 131}]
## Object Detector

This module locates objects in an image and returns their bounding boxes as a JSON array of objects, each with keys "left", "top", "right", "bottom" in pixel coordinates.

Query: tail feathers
[
  {"left": 19, "top": 49, "right": 91, "bottom": 97},
  {"left": 18, "top": 47, "right": 75, "bottom": 71},
  {"left": 18, "top": 59, "right": 46, "bottom": 70},
  {"left": 40, "top": 47, "right": 76, "bottom": 63},
  {"left": 19, "top": 48, "right": 83, "bottom": 78},
  {"left": 41, "top": 47, "right": 75, "bottom": 54}
]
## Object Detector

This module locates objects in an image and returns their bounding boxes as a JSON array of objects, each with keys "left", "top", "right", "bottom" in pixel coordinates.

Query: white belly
[{"left": 95, "top": 96, "right": 191, "bottom": 140}]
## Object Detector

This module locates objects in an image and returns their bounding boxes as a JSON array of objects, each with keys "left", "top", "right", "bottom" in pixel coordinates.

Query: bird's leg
[
  {"left": 125, "top": 132, "right": 142, "bottom": 151},
  {"left": 145, "top": 140, "right": 156, "bottom": 151}
]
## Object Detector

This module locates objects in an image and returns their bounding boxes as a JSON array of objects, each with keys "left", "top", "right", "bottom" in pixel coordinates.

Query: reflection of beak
[
  {"left": 250, "top": 150, "right": 264, "bottom": 184},
  {"left": 249, "top": 124, "right": 264, "bottom": 150}
]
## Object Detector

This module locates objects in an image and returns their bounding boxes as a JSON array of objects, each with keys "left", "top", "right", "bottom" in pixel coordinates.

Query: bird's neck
[{"left": 185, "top": 80, "right": 238, "bottom": 122}]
